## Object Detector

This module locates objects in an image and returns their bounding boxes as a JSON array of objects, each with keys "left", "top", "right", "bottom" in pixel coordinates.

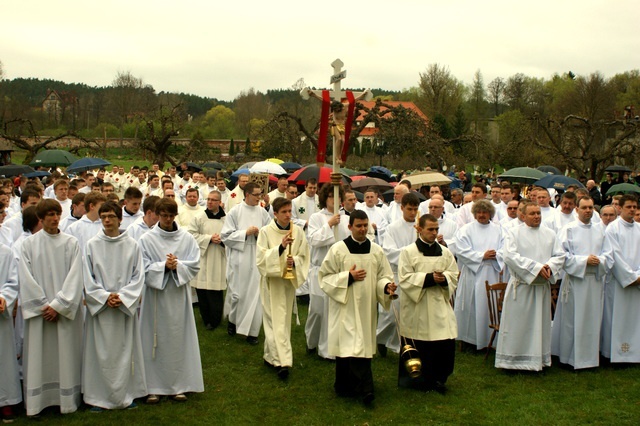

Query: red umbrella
[{"left": 288, "top": 166, "right": 351, "bottom": 185}]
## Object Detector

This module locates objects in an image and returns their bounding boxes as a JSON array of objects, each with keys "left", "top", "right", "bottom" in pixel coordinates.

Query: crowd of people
[{"left": 0, "top": 161, "right": 639, "bottom": 420}]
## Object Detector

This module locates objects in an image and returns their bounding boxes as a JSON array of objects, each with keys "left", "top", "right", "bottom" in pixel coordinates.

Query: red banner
[
  {"left": 316, "top": 90, "right": 331, "bottom": 166},
  {"left": 341, "top": 91, "right": 356, "bottom": 163}
]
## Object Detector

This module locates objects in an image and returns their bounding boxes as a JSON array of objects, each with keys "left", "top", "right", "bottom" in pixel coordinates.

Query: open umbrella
[
  {"left": 280, "top": 162, "right": 302, "bottom": 171},
  {"left": 231, "top": 168, "right": 250, "bottom": 178},
  {"left": 29, "top": 149, "right": 77, "bottom": 167},
  {"left": 239, "top": 161, "right": 257, "bottom": 170},
  {"left": 0, "top": 164, "right": 35, "bottom": 177},
  {"left": 249, "top": 161, "right": 287, "bottom": 175},
  {"left": 604, "top": 165, "right": 632, "bottom": 173},
  {"left": 534, "top": 175, "right": 584, "bottom": 191},
  {"left": 605, "top": 183, "right": 640, "bottom": 195},
  {"left": 66, "top": 157, "right": 111, "bottom": 174},
  {"left": 403, "top": 171, "right": 452, "bottom": 187},
  {"left": 184, "top": 161, "right": 203, "bottom": 171},
  {"left": 498, "top": 167, "right": 547, "bottom": 183},
  {"left": 350, "top": 177, "right": 393, "bottom": 193},
  {"left": 266, "top": 158, "right": 284, "bottom": 164},
  {"left": 369, "top": 166, "right": 393, "bottom": 177},
  {"left": 203, "top": 161, "right": 224, "bottom": 170},
  {"left": 537, "top": 165, "right": 562, "bottom": 175},
  {"left": 25, "top": 170, "right": 51, "bottom": 178},
  {"left": 364, "top": 170, "right": 394, "bottom": 181},
  {"left": 288, "top": 166, "right": 351, "bottom": 185}
]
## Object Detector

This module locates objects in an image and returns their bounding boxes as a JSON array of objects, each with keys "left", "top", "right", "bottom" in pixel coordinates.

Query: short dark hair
[
  {"left": 71, "top": 192, "right": 86, "bottom": 206},
  {"left": 418, "top": 213, "right": 438, "bottom": 228},
  {"left": 124, "top": 187, "right": 143, "bottom": 200},
  {"left": 243, "top": 182, "right": 261, "bottom": 196},
  {"left": 305, "top": 178, "right": 318, "bottom": 187},
  {"left": 272, "top": 197, "right": 292, "bottom": 213},
  {"left": 349, "top": 209, "right": 368, "bottom": 226},
  {"left": 84, "top": 192, "right": 107, "bottom": 211},
  {"left": 560, "top": 191, "right": 578, "bottom": 203},
  {"left": 472, "top": 183, "right": 487, "bottom": 194},
  {"left": 318, "top": 184, "right": 344, "bottom": 209},
  {"left": 99, "top": 201, "right": 123, "bottom": 220},
  {"left": 142, "top": 195, "right": 161, "bottom": 214},
  {"left": 35, "top": 199, "right": 62, "bottom": 219},
  {"left": 619, "top": 194, "right": 638, "bottom": 208},
  {"left": 401, "top": 192, "right": 420, "bottom": 207},
  {"left": 155, "top": 198, "right": 178, "bottom": 216},
  {"left": 22, "top": 206, "right": 40, "bottom": 232},
  {"left": 399, "top": 179, "right": 412, "bottom": 189},
  {"left": 21, "top": 189, "right": 41, "bottom": 205}
]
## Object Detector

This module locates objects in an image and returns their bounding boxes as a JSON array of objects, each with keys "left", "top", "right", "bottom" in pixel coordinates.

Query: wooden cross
[{"left": 301, "top": 59, "right": 373, "bottom": 237}]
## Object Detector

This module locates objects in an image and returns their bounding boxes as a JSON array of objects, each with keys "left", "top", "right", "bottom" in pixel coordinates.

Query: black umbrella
[
  {"left": 536, "top": 165, "right": 562, "bottom": 175},
  {"left": 184, "top": 162, "right": 203, "bottom": 171},
  {"left": 0, "top": 164, "right": 36, "bottom": 177},
  {"left": 604, "top": 165, "right": 632, "bottom": 173},
  {"left": 203, "top": 161, "right": 224, "bottom": 170}
]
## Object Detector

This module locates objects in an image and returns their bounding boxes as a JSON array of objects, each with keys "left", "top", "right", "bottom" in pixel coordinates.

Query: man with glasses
[
  {"left": 139, "top": 198, "right": 203, "bottom": 404},
  {"left": 221, "top": 182, "right": 271, "bottom": 345}
]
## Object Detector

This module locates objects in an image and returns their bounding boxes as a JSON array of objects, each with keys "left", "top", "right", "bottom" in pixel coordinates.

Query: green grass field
[{"left": 9, "top": 302, "right": 640, "bottom": 425}]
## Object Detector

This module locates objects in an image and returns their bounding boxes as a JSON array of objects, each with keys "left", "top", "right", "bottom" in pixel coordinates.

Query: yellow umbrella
[{"left": 266, "top": 158, "right": 284, "bottom": 164}]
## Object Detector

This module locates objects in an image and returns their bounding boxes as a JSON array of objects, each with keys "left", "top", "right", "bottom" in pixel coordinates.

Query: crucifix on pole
[{"left": 301, "top": 59, "right": 373, "bottom": 237}]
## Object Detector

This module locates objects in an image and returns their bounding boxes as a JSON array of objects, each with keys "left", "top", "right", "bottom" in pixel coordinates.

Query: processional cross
[{"left": 301, "top": 59, "right": 373, "bottom": 236}]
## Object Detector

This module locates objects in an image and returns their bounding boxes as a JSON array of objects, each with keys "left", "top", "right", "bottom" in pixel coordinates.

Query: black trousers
[
  {"left": 335, "top": 357, "right": 374, "bottom": 397},
  {"left": 398, "top": 338, "right": 455, "bottom": 390},
  {"left": 195, "top": 289, "right": 224, "bottom": 329}
]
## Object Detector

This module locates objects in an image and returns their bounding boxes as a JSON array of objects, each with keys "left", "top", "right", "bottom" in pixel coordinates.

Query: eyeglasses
[{"left": 251, "top": 192, "right": 263, "bottom": 197}]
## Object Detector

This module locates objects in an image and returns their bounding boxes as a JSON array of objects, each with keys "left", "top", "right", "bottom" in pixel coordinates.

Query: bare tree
[
  {"left": 418, "top": 64, "right": 465, "bottom": 121},
  {"left": 487, "top": 77, "right": 505, "bottom": 117}
]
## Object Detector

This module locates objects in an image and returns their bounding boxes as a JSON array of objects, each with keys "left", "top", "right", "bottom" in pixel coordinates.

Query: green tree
[{"left": 202, "top": 105, "right": 236, "bottom": 139}]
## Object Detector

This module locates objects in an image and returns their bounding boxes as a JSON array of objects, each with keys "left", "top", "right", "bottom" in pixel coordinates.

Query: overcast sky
[{"left": 2, "top": 0, "right": 638, "bottom": 101}]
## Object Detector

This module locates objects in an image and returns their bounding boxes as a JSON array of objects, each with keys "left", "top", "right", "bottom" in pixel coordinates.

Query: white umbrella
[
  {"left": 249, "top": 161, "right": 287, "bottom": 175},
  {"left": 404, "top": 171, "right": 452, "bottom": 187}
]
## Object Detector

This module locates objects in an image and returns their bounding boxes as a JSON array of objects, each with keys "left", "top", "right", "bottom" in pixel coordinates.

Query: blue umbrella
[
  {"left": 66, "top": 157, "right": 112, "bottom": 173},
  {"left": 534, "top": 175, "right": 585, "bottom": 191},
  {"left": 25, "top": 170, "right": 51, "bottom": 178},
  {"left": 369, "top": 166, "right": 392, "bottom": 177}
]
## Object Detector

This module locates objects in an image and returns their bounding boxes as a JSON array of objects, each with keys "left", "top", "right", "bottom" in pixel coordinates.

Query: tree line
[{"left": 1, "top": 61, "right": 639, "bottom": 177}]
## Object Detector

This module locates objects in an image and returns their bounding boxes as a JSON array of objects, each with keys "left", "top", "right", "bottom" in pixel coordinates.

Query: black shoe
[
  {"left": 434, "top": 381, "right": 447, "bottom": 395},
  {"left": 377, "top": 344, "right": 388, "bottom": 358},
  {"left": 205, "top": 324, "right": 214, "bottom": 330},
  {"left": 362, "top": 392, "right": 375, "bottom": 406},
  {"left": 227, "top": 322, "right": 236, "bottom": 336},
  {"left": 306, "top": 346, "right": 317, "bottom": 355},
  {"left": 264, "top": 360, "right": 274, "bottom": 369},
  {"left": 277, "top": 367, "right": 289, "bottom": 379},
  {"left": 246, "top": 336, "right": 259, "bottom": 345}
]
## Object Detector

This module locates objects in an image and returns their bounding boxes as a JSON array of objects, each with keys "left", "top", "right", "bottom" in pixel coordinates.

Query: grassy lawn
[{"left": 9, "top": 302, "right": 640, "bottom": 425}]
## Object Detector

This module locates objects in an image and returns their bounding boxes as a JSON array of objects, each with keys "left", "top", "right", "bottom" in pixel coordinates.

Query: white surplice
[
  {"left": 551, "top": 221, "right": 606, "bottom": 369},
  {"left": 305, "top": 209, "right": 350, "bottom": 359},
  {"left": 398, "top": 242, "right": 458, "bottom": 341},
  {"left": 187, "top": 210, "right": 227, "bottom": 290},
  {"left": 19, "top": 230, "right": 84, "bottom": 415},
  {"left": 495, "top": 225, "right": 565, "bottom": 371},
  {"left": 83, "top": 231, "right": 147, "bottom": 409},
  {"left": 257, "top": 221, "right": 310, "bottom": 368},
  {"left": 453, "top": 221, "right": 504, "bottom": 349},
  {"left": 318, "top": 238, "right": 394, "bottom": 358},
  {"left": 378, "top": 218, "right": 416, "bottom": 353},
  {"left": 66, "top": 215, "right": 103, "bottom": 253},
  {"left": 138, "top": 224, "right": 204, "bottom": 395},
  {"left": 601, "top": 218, "right": 640, "bottom": 362},
  {"left": 221, "top": 202, "right": 271, "bottom": 337},
  {"left": 0, "top": 244, "right": 21, "bottom": 408}
]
